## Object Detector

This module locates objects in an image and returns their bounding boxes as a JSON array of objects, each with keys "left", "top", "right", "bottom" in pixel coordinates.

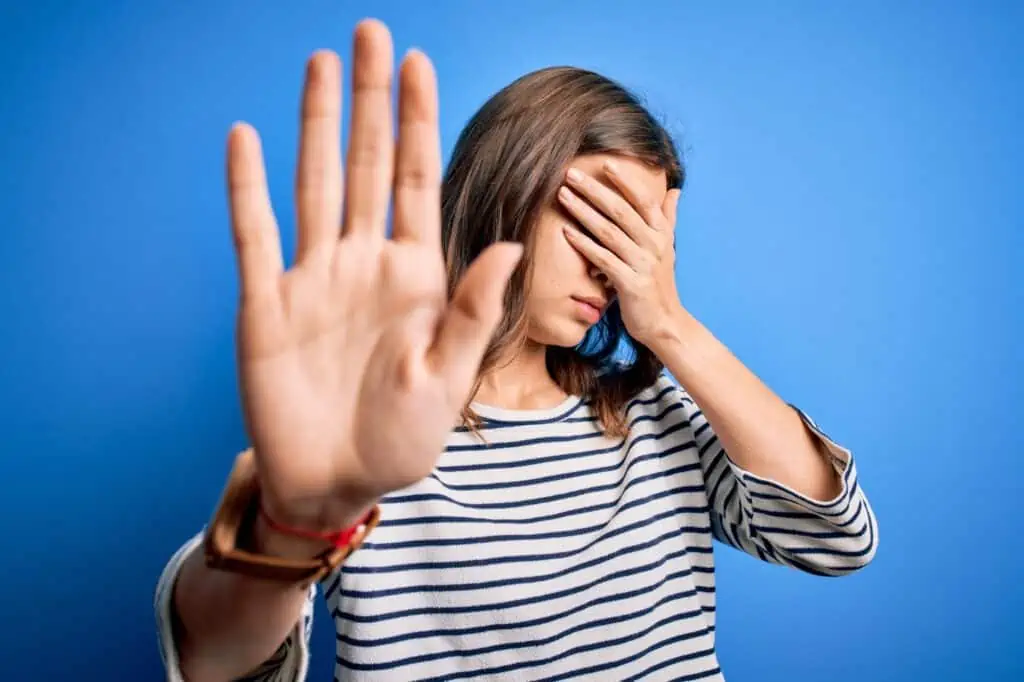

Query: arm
[
  {"left": 157, "top": 23, "right": 522, "bottom": 682},
  {"left": 155, "top": 511, "right": 335, "bottom": 682},
  {"left": 554, "top": 161, "right": 878, "bottom": 574},
  {"left": 651, "top": 308, "right": 842, "bottom": 501},
  {"left": 649, "top": 312, "right": 878, "bottom": 575}
]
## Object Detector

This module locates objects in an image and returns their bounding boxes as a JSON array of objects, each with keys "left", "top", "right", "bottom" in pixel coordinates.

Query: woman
[{"left": 156, "top": 19, "right": 877, "bottom": 682}]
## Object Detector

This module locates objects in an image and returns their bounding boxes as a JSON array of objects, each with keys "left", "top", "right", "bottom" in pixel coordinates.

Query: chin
[{"left": 528, "top": 318, "right": 591, "bottom": 348}]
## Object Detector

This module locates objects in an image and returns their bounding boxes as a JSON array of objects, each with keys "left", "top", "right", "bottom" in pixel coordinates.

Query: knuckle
[
  {"left": 349, "top": 134, "right": 387, "bottom": 166},
  {"left": 396, "top": 164, "right": 434, "bottom": 189}
]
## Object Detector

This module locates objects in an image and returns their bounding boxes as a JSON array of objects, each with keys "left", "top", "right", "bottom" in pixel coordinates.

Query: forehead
[{"left": 570, "top": 153, "right": 668, "bottom": 205}]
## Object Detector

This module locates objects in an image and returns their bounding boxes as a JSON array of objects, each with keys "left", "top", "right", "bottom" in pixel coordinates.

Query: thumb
[{"left": 428, "top": 241, "right": 524, "bottom": 402}]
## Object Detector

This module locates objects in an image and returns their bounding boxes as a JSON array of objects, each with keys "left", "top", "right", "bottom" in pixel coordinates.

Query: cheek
[{"left": 532, "top": 227, "right": 590, "bottom": 290}]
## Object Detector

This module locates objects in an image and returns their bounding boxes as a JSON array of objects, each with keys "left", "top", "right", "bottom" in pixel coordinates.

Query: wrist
[
  {"left": 249, "top": 496, "right": 378, "bottom": 560},
  {"left": 248, "top": 511, "right": 333, "bottom": 560},
  {"left": 644, "top": 304, "right": 697, "bottom": 353}
]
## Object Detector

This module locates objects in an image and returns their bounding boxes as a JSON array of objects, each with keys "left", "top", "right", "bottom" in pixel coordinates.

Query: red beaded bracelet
[{"left": 258, "top": 504, "right": 376, "bottom": 549}]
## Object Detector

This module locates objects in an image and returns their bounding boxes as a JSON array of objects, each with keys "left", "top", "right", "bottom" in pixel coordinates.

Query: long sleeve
[
  {"left": 154, "top": 531, "right": 317, "bottom": 681},
  {"left": 675, "top": 384, "right": 879, "bottom": 576}
]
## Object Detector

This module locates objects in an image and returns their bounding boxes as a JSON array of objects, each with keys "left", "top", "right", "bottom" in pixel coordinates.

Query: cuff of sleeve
[
  {"left": 153, "top": 531, "right": 312, "bottom": 682},
  {"left": 725, "top": 406, "right": 862, "bottom": 525}
]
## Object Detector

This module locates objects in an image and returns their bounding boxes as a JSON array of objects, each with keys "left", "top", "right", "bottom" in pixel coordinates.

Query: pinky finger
[{"left": 227, "top": 123, "right": 284, "bottom": 301}]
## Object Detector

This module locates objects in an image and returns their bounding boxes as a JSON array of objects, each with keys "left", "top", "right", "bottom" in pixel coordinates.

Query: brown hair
[{"left": 441, "top": 66, "right": 685, "bottom": 438}]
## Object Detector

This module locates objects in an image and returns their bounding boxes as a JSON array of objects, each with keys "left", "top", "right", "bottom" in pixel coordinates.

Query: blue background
[{"left": 1, "top": 1, "right": 1020, "bottom": 680}]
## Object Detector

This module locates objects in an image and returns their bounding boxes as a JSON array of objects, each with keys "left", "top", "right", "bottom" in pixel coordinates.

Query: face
[{"left": 524, "top": 153, "right": 668, "bottom": 347}]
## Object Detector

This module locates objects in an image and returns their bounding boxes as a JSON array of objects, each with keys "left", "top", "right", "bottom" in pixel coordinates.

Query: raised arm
[{"left": 156, "top": 20, "right": 522, "bottom": 681}]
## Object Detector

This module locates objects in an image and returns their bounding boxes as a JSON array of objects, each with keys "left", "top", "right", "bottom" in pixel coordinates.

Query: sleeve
[
  {"left": 154, "top": 531, "right": 317, "bottom": 682},
  {"left": 676, "top": 384, "right": 879, "bottom": 576}
]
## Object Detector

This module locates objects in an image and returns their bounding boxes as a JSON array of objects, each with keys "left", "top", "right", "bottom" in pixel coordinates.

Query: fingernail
[{"left": 566, "top": 168, "right": 583, "bottom": 183}]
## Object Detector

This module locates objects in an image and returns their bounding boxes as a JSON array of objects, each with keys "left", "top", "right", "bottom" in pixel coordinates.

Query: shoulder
[{"left": 623, "top": 371, "right": 692, "bottom": 420}]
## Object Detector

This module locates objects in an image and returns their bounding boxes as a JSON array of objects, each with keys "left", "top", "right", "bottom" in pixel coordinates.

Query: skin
[{"left": 173, "top": 18, "right": 841, "bottom": 681}]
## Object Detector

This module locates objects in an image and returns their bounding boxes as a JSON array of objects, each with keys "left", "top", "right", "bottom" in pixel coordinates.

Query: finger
[
  {"left": 562, "top": 224, "right": 632, "bottom": 285},
  {"left": 662, "top": 188, "right": 682, "bottom": 226},
  {"left": 342, "top": 19, "right": 395, "bottom": 236},
  {"left": 564, "top": 165, "right": 650, "bottom": 246},
  {"left": 227, "top": 123, "right": 284, "bottom": 301},
  {"left": 557, "top": 185, "right": 644, "bottom": 266},
  {"left": 602, "top": 160, "right": 664, "bottom": 229},
  {"left": 428, "top": 242, "right": 524, "bottom": 402},
  {"left": 295, "top": 50, "right": 343, "bottom": 262},
  {"left": 392, "top": 49, "right": 441, "bottom": 245}
]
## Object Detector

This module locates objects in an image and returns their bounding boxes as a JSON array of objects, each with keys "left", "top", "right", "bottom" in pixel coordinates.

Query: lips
[
  {"left": 573, "top": 295, "right": 607, "bottom": 312},
  {"left": 571, "top": 295, "right": 607, "bottom": 324}
]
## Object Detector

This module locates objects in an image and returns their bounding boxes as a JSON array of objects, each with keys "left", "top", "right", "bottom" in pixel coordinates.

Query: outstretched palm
[{"left": 227, "top": 21, "right": 521, "bottom": 529}]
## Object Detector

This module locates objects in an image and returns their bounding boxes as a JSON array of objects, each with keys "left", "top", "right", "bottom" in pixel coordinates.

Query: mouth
[{"left": 571, "top": 296, "right": 606, "bottom": 324}]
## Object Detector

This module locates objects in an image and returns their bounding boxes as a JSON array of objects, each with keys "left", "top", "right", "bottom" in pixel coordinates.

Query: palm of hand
[{"left": 226, "top": 21, "right": 522, "bottom": 529}]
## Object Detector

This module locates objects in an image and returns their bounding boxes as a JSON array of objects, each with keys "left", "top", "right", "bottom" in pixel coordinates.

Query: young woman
[{"left": 155, "top": 19, "right": 877, "bottom": 682}]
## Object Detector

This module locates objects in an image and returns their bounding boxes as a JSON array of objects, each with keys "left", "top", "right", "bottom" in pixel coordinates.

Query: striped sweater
[{"left": 155, "top": 373, "right": 878, "bottom": 681}]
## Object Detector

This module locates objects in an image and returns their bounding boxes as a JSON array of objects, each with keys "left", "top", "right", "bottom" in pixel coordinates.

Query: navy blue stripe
[
  {"left": 755, "top": 505, "right": 862, "bottom": 527},
  {"left": 367, "top": 491, "right": 705, "bottom": 550},
  {"left": 452, "top": 415, "right": 587, "bottom": 432},
  {"left": 753, "top": 478, "right": 861, "bottom": 525},
  {"left": 633, "top": 383, "right": 679, "bottom": 406},
  {"left": 752, "top": 511, "right": 869, "bottom": 540},
  {"left": 704, "top": 447, "right": 731, "bottom": 510},
  {"left": 449, "top": 383, "right": 676, "bottom": 433},
  {"left": 693, "top": 418, "right": 713, "bottom": 444},
  {"left": 624, "top": 655, "right": 722, "bottom": 682},
  {"left": 534, "top": 637, "right": 716, "bottom": 682},
  {"left": 335, "top": 552, "right": 704, "bottom": 622},
  {"left": 380, "top": 454, "right": 700, "bottom": 512},
  {"left": 384, "top": 438, "right": 700, "bottom": 511},
  {"left": 775, "top": 505, "right": 875, "bottom": 558},
  {"left": 777, "top": 553, "right": 832, "bottom": 576},
  {"left": 445, "top": 426, "right": 605, "bottom": 453},
  {"left": 754, "top": 525, "right": 780, "bottom": 562},
  {"left": 469, "top": 398, "right": 586, "bottom": 427},
  {"left": 344, "top": 504, "right": 712, "bottom": 576},
  {"left": 341, "top": 522, "right": 710, "bottom": 601},
  {"left": 721, "top": 479, "right": 740, "bottom": 518},
  {"left": 337, "top": 571, "right": 713, "bottom": 651},
  {"left": 404, "top": 611, "right": 713, "bottom": 682},
  {"left": 439, "top": 401, "right": 686, "bottom": 465},
  {"left": 340, "top": 590, "right": 706, "bottom": 671},
  {"left": 426, "top": 420, "right": 691, "bottom": 493},
  {"left": 746, "top": 460, "right": 857, "bottom": 517},
  {"left": 367, "top": 462, "right": 702, "bottom": 551},
  {"left": 378, "top": 473, "right": 705, "bottom": 529}
]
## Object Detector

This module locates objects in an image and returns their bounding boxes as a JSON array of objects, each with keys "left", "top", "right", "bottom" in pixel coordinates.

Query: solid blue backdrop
[{"left": 0, "top": 1, "right": 1020, "bottom": 680}]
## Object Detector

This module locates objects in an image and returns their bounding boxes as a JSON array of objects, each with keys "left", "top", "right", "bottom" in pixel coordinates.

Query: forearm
[
  {"left": 173, "top": 515, "right": 324, "bottom": 682},
  {"left": 650, "top": 307, "right": 842, "bottom": 501}
]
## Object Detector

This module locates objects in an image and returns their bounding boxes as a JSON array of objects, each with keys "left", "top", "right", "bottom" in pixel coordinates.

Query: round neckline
[{"left": 468, "top": 393, "right": 583, "bottom": 424}]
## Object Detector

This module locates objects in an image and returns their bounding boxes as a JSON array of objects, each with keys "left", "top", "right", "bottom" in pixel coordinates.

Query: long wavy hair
[{"left": 441, "top": 66, "right": 685, "bottom": 438}]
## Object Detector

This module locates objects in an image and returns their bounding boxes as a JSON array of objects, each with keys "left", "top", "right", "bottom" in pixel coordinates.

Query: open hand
[{"left": 228, "top": 21, "right": 522, "bottom": 530}]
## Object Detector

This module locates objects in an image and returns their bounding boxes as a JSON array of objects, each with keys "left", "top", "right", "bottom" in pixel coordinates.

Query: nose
[{"left": 589, "top": 266, "right": 614, "bottom": 290}]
